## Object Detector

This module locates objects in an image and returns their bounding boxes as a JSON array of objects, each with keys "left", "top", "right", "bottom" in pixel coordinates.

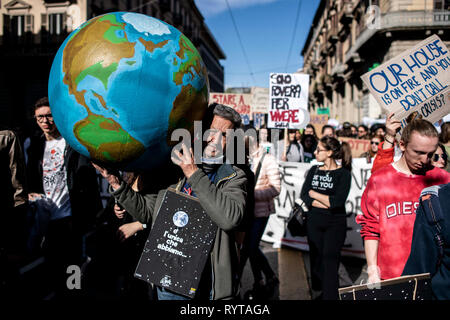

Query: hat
[{"left": 211, "top": 103, "right": 242, "bottom": 129}]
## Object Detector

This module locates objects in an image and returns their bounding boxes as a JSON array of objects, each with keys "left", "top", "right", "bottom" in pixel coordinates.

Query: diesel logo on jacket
[{"left": 386, "top": 201, "right": 419, "bottom": 219}]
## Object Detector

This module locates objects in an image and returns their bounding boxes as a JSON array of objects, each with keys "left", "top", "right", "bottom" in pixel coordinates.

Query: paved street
[{"left": 239, "top": 241, "right": 368, "bottom": 300}]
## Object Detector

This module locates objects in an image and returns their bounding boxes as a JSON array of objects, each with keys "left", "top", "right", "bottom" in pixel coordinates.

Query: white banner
[
  {"left": 268, "top": 73, "right": 310, "bottom": 129},
  {"left": 262, "top": 159, "right": 373, "bottom": 259}
]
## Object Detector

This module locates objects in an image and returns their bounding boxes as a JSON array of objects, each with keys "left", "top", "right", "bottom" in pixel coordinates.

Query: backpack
[
  {"left": 415, "top": 185, "right": 446, "bottom": 274},
  {"left": 402, "top": 183, "right": 450, "bottom": 299}
]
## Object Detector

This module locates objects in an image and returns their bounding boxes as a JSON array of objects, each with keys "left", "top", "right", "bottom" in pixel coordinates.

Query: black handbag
[{"left": 287, "top": 199, "right": 308, "bottom": 237}]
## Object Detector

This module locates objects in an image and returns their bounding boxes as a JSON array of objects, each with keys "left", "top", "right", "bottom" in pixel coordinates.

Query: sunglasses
[
  {"left": 371, "top": 141, "right": 380, "bottom": 146},
  {"left": 433, "top": 153, "right": 447, "bottom": 162}
]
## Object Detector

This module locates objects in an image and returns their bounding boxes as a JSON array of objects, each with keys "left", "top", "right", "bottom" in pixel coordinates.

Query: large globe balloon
[{"left": 48, "top": 12, "right": 209, "bottom": 171}]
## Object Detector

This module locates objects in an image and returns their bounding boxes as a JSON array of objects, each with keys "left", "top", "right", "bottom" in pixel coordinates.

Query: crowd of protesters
[{"left": 2, "top": 94, "right": 450, "bottom": 301}]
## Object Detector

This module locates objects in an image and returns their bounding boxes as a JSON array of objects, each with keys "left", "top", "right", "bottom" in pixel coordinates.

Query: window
[
  {"left": 43, "top": 13, "right": 66, "bottom": 35},
  {"left": 434, "top": 0, "right": 450, "bottom": 10},
  {"left": 11, "top": 15, "right": 25, "bottom": 37},
  {"left": 3, "top": 14, "right": 33, "bottom": 37}
]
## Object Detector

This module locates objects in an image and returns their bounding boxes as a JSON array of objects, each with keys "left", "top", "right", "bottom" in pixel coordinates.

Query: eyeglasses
[
  {"left": 316, "top": 148, "right": 327, "bottom": 153},
  {"left": 35, "top": 114, "right": 54, "bottom": 122},
  {"left": 371, "top": 141, "right": 380, "bottom": 146},
  {"left": 358, "top": 130, "right": 366, "bottom": 133},
  {"left": 433, "top": 153, "right": 447, "bottom": 162}
]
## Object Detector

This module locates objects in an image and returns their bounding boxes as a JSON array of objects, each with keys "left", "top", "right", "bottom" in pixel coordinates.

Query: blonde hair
[{"left": 401, "top": 119, "right": 438, "bottom": 146}]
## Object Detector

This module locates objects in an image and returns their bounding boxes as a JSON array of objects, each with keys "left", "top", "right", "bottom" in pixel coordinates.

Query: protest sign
[
  {"left": 268, "top": 73, "right": 310, "bottom": 129},
  {"left": 361, "top": 35, "right": 450, "bottom": 131},
  {"left": 134, "top": 189, "right": 217, "bottom": 298},
  {"left": 309, "top": 114, "right": 329, "bottom": 136},
  {"left": 339, "top": 137, "right": 371, "bottom": 158},
  {"left": 339, "top": 273, "right": 431, "bottom": 300},
  {"left": 251, "top": 86, "right": 269, "bottom": 113},
  {"left": 253, "top": 113, "right": 265, "bottom": 129},
  {"left": 262, "top": 159, "right": 371, "bottom": 259},
  {"left": 210, "top": 92, "right": 252, "bottom": 124}
]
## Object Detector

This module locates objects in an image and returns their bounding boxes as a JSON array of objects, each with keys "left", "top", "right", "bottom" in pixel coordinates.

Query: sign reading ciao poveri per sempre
[{"left": 268, "top": 73, "right": 310, "bottom": 129}]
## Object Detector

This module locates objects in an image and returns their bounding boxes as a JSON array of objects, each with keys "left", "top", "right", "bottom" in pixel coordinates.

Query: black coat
[{"left": 26, "top": 134, "right": 103, "bottom": 234}]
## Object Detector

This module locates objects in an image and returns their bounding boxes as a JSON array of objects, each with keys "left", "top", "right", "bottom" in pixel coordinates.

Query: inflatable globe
[{"left": 48, "top": 12, "right": 209, "bottom": 171}]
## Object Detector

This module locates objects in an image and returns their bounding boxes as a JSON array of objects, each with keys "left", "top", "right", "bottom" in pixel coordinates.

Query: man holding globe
[{"left": 94, "top": 103, "right": 248, "bottom": 300}]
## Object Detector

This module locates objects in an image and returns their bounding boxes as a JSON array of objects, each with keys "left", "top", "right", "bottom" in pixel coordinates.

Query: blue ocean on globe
[{"left": 48, "top": 11, "right": 209, "bottom": 171}]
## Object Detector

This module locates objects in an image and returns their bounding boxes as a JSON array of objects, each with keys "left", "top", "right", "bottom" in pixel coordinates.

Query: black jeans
[
  {"left": 240, "top": 216, "right": 275, "bottom": 285},
  {"left": 306, "top": 212, "right": 347, "bottom": 300},
  {"left": 43, "top": 216, "right": 81, "bottom": 298}
]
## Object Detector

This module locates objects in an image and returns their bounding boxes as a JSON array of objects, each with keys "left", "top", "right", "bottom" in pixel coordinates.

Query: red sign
[{"left": 210, "top": 93, "right": 251, "bottom": 115}]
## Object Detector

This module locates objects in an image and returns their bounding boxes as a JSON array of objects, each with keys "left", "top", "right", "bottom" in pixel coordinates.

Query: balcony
[
  {"left": 382, "top": 10, "right": 450, "bottom": 29},
  {"left": 326, "top": 41, "right": 336, "bottom": 56},
  {"left": 323, "top": 74, "right": 333, "bottom": 88},
  {"left": 344, "top": 10, "right": 450, "bottom": 65},
  {"left": 320, "top": 41, "right": 329, "bottom": 57},
  {"left": 331, "top": 63, "right": 346, "bottom": 81},
  {"left": 311, "top": 60, "right": 320, "bottom": 71},
  {"left": 327, "top": 29, "right": 339, "bottom": 44},
  {"left": 434, "top": 11, "right": 450, "bottom": 22},
  {"left": 339, "top": 1, "right": 354, "bottom": 25}
]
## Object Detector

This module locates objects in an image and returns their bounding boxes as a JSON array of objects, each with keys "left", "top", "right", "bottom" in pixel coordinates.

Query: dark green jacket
[{"left": 110, "top": 163, "right": 248, "bottom": 300}]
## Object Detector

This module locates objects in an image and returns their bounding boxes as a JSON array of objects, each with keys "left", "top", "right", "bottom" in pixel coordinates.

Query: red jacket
[
  {"left": 371, "top": 141, "right": 394, "bottom": 173},
  {"left": 357, "top": 164, "right": 450, "bottom": 279}
]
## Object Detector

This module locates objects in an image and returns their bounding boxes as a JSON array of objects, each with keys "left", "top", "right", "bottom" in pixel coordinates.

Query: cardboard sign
[
  {"left": 268, "top": 73, "right": 310, "bottom": 129},
  {"left": 339, "top": 137, "right": 371, "bottom": 158},
  {"left": 361, "top": 35, "right": 450, "bottom": 131},
  {"left": 309, "top": 114, "right": 329, "bottom": 136},
  {"left": 251, "top": 86, "right": 269, "bottom": 113},
  {"left": 134, "top": 188, "right": 217, "bottom": 298},
  {"left": 210, "top": 93, "right": 252, "bottom": 121},
  {"left": 339, "top": 273, "right": 432, "bottom": 300}
]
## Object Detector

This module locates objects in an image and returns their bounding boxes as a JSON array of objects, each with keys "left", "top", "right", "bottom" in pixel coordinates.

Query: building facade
[
  {"left": 0, "top": 0, "right": 225, "bottom": 133},
  {"left": 302, "top": 0, "right": 450, "bottom": 124}
]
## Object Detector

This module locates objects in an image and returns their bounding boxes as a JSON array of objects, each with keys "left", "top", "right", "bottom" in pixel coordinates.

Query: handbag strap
[{"left": 254, "top": 152, "right": 266, "bottom": 183}]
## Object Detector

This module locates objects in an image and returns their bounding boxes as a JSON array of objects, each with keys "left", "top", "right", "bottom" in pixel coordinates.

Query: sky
[{"left": 194, "top": 0, "right": 321, "bottom": 90}]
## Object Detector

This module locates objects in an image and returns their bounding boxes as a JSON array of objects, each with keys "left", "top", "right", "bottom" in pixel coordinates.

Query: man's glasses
[
  {"left": 316, "top": 148, "right": 327, "bottom": 153},
  {"left": 433, "top": 153, "right": 447, "bottom": 162},
  {"left": 35, "top": 114, "right": 54, "bottom": 122},
  {"left": 371, "top": 141, "right": 380, "bottom": 146}
]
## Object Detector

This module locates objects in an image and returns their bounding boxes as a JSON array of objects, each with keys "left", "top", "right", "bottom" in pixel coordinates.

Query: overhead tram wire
[
  {"left": 284, "top": 0, "right": 303, "bottom": 73},
  {"left": 224, "top": 0, "right": 257, "bottom": 84},
  {"left": 227, "top": 64, "right": 300, "bottom": 75},
  {"left": 128, "top": 0, "right": 158, "bottom": 13}
]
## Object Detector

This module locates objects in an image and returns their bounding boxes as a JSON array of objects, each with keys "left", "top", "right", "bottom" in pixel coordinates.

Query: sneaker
[
  {"left": 265, "top": 276, "right": 279, "bottom": 297},
  {"left": 266, "top": 276, "right": 279, "bottom": 288}
]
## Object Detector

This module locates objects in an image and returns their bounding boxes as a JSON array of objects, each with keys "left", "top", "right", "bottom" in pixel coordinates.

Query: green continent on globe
[
  {"left": 73, "top": 114, "right": 145, "bottom": 163},
  {"left": 62, "top": 13, "right": 135, "bottom": 107},
  {"left": 167, "top": 35, "right": 209, "bottom": 144},
  {"left": 173, "top": 34, "right": 206, "bottom": 86},
  {"left": 58, "top": 12, "right": 209, "bottom": 167},
  {"left": 62, "top": 13, "right": 145, "bottom": 163}
]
